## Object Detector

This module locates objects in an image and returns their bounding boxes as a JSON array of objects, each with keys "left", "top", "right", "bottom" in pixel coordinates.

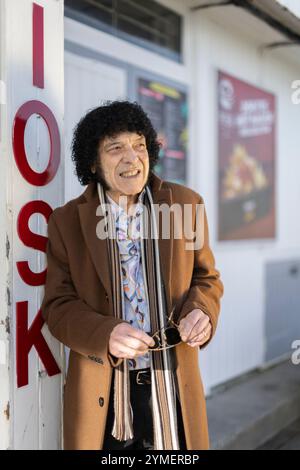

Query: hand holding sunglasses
[
  {"left": 178, "top": 308, "right": 212, "bottom": 347},
  {"left": 149, "top": 308, "right": 212, "bottom": 351}
]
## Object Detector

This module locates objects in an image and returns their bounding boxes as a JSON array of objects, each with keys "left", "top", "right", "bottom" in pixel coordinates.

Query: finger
[
  {"left": 188, "top": 322, "right": 211, "bottom": 342},
  {"left": 127, "top": 328, "right": 155, "bottom": 347},
  {"left": 188, "top": 338, "right": 207, "bottom": 347},
  {"left": 188, "top": 324, "right": 212, "bottom": 346},
  {"left": 114, "top": 343, "right": 148, "bottom": 359},
  {"left": 121, "top": 335, "right": 150, "bottom": 353},
  {"left": 115, "top": 323, "right": 155, "bottom": 347},
  {"left": 178, "top": 310, "right": 209, "bottom": 336},
  {"left": 178, "top": 317, "right": 201, "bottom": 342},
  {"left": 188, "top": 322, "right": 211, "bottom": 343},
  {"left": 180, "top": 315, "right": 209, "bottom": 342}
]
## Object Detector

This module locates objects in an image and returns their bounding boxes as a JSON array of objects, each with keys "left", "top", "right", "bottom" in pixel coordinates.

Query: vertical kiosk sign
[{"left": 3, "top": 0, "right": 64, "bottom": 449}]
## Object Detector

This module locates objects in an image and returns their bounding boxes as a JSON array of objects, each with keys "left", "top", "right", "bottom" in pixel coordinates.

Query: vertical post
[
  {"left": 0, "top": 0, "right": 10, "bottom": 448},
  {"left": 0, "top": 0, "right": 64, "bottom": 449}
]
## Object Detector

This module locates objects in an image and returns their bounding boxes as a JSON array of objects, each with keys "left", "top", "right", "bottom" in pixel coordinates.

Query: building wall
[
  {"left": 64, "top": 0, "right": 194, "bottom": 201},
  {"left": 189, "top": 7, "right": 300, "bottom": 391},
  {"left": 65, "top": 0, "right": 300, "bottom": 393}
]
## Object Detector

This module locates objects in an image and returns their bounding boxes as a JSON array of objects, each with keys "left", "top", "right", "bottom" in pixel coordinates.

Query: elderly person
[{"left": 41, "top": 100, "right": 223, "bottom": 450}]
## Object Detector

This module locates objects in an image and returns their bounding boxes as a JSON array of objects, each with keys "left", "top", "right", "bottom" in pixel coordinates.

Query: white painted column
[
  {"left": 0, "top": 1, "right": 10, "bottom": 450},
  {"left": 0, "top": 0, "right": 64, "bottom": 449}
]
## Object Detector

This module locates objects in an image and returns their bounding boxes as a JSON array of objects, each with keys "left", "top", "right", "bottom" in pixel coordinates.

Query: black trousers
[{"left": 102, "top": 369, "right": 187, "bottom": 450}]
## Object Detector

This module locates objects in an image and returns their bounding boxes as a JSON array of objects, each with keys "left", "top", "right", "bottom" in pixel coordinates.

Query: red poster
[{"left": 218, "top": 71, "right": 276, "bottom": 240}]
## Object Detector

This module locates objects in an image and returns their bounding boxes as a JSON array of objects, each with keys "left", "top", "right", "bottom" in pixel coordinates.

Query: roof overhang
[{"left": 190, "top": 0, "right": 300, "bottom": 47}]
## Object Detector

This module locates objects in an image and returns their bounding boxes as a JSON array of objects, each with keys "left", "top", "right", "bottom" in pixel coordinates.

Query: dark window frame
[{"left": 64, "top": 0, "right": 183, "bottom": 63}]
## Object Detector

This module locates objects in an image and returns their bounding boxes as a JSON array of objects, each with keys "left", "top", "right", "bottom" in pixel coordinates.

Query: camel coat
[{"left": 41, "top": 172, "right": 224, "bottom": 450}]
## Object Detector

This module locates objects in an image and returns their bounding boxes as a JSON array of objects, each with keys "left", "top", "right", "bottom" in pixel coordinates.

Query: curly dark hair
[{"left": 71, "top": 100, "right": 161, "bottom": 186}]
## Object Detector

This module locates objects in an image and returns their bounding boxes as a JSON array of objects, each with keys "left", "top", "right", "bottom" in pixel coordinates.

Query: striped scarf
[{"left": 97, "top": 182, "right": 180, "bottom": 450}]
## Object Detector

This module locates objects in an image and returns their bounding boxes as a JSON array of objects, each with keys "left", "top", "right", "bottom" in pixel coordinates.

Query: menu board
[
  {"left": 137, "top": 77, "right": 188, "bottom": 184},
  {"left": 218, "top": 71, "right": 276, "bottom": 240}
]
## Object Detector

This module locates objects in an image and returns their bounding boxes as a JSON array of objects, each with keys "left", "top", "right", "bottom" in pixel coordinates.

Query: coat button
[{"left": 99, "top": 397, "right": 104, "bottom": 407}]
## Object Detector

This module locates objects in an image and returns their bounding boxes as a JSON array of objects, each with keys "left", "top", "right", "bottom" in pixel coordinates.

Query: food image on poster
[
  {"left": 218, "top": 71, "right": 276, "bottom": 240},
  {"left": 137, "top": 78, "right": 187, "bottom": 184}
]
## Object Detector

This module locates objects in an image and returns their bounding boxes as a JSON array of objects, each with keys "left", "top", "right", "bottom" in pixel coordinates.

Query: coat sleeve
[
  {"left": 178, "top": 195, "right": 224, "bottom": 349},
  {"left": 41, "top": 210, "right": 125, "bottom": 367}
]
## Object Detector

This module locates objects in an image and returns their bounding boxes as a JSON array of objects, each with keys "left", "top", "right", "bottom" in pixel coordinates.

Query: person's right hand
[{"left": 109, "top": 322, "right": 155, "bottom": 359}]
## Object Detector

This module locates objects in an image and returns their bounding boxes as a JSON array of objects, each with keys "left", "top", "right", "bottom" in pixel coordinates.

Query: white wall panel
[
  {"left": 1, "top": 0, "right": 64, "bottom": 449},
  {"left": 64, "top": 51, "right": 126, "bottom": 202}
]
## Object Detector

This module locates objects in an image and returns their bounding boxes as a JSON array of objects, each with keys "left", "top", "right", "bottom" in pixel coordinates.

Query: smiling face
[{"left": 95, "top": 131, "right": 150, "bottom": 205}]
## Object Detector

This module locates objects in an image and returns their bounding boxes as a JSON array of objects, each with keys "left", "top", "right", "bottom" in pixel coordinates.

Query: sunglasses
[{"left": 149, "top": 308, "right": 182, "bottom": 351}]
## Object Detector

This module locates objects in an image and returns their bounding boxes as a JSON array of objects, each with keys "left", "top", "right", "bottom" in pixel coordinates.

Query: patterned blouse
[{"left": 107, "top": 190, "right": 151, "bottom": 370}]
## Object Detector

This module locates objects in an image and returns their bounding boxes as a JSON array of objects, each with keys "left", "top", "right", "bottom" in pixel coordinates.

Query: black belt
[{"left": 130, "top": 368, "right": 151, "bottom": 385}]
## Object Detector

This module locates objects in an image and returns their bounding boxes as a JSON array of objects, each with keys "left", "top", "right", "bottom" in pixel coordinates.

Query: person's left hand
[{"left": 178, "top": 309, "right": 212, "bottom": 347}]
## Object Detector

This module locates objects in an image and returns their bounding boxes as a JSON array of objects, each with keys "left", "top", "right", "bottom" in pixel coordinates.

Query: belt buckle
[{"left": 136, "top": 369, "right": 150, "bottom": 385}]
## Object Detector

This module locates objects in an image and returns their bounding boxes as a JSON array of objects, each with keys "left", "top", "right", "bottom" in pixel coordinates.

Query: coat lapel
[
  {"left": 78, "top": 183, "right": 112, "bottom": 302},
  {"left": 77, "top": 172, "right": 173, "bottom": 314}
]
